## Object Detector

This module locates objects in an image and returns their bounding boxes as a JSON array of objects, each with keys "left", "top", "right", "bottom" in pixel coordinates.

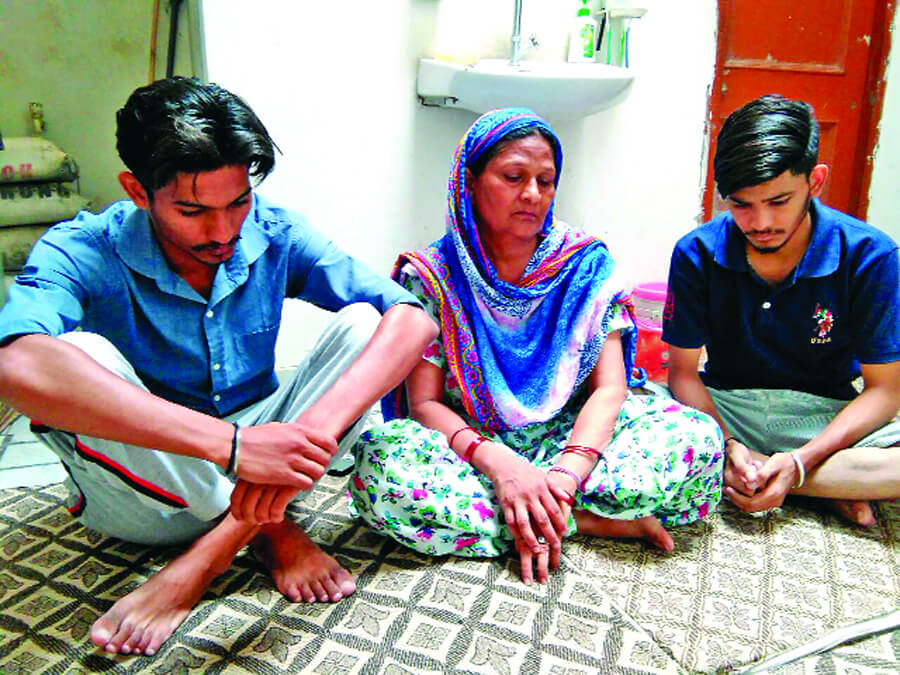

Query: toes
[
  {"left": 90, "top": 615, "right": 118, "bottom": 650},
  {"left": 850, "top": 502, "right": 876, "bottom": 526},
  {"left": 285, "top": 583, "right": 303, "bottom": 603},
  {"left": 657, "top": 532, "right": 675, "bottom": 552},
  {"left": 642, "top": 518, "right": 674, "bottom": 552},
  {"left": 832, "top": 500, "right": 877, "bottom": 526},
  {"left": 321, "top": 576, "right": 343, "bottom": 602},
  {"left": 144, "top": 628, "right": 170, "bottom": 657},
  {"left": 299, "top": 583, "right": 317, "bottom": 603},
  {"left": 309, "top": 580, "right": 329, "bottom": 602},
  {"left": 121, "top": 625, "right": 148, "bottom": 655},
  {"left": 102, "top": 616, "right": 138, "bottom": 653},
  {"left": 334, "top": 569, "right": 357, "bottom": 597},
  {"left": 135, "top": 629, "right": 156, "bottom": 655}
]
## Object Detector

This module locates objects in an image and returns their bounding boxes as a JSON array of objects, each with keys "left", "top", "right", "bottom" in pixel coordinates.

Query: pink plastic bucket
[
  {"left": 631, "top": 282, "right": 669, "bottom": 382},
  {"left": 631, "top": 281, "right": 667, "bottom": 330}
]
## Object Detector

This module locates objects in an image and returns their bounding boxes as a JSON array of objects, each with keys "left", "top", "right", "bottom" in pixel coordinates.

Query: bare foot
[
  {"left": 90, "top": 552, "right": 218, "bottom": 656},
  {"left": 252, "top": 520, "right": 356, "bottom": 603},
  {"left": 90, "top": 516, "right": 258, "bottom": 656},
  {"left": 574, "top": 511, "right": 675, "bottom": 552},
  {"left": 828, "top": 499, "right": 876, "bottom": 526}
]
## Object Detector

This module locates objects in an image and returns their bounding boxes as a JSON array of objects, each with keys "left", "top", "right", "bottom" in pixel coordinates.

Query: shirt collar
[
  {"left": 795, "top": 199, "right": 840, "bottom": 277},
  {"left": 714, "top": 198, "right": 840, "bottom": 278},
  {"left": 113, "top": 194, "right": 271, "bottom": 303}
]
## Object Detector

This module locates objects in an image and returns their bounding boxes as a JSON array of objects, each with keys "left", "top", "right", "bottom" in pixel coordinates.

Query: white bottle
[{"left": 567, "top": 0, "right": 597, "bottom": 63}]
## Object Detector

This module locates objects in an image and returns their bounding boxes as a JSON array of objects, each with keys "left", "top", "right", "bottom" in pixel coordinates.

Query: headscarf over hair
[{"left": 387, "top": 107, "right": 643, "bottom": 430}]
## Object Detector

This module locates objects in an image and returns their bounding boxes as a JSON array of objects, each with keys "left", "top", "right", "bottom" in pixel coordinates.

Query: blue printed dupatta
[{"left": 386, "top": 108, "right": 643, "bottom": 431}]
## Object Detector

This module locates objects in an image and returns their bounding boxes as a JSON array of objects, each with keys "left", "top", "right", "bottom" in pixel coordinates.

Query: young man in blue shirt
[
  {"left": 0, "top": 78, "right": 436, "bottom": 656},
  {"left": 663, "top": 94, "right": 899, "bottom": 527}
]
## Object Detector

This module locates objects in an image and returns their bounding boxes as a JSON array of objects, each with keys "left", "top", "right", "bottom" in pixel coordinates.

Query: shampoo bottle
[{"left": 567, "top": 0, "right": 597, "bottom": 63}]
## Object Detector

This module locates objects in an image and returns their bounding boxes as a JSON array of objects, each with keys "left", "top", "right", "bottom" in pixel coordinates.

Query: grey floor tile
[
  {"left": 0, "top": 462, "right": 66, "bottom": 489},
  {"left": 6, "top": 413, "right": 31, "bottom": 439},
  {"left": 0, "top": 441, "right": 60, "bottom": 468}
]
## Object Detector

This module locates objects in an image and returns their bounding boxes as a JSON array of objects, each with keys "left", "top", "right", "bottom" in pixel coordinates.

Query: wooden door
[{"left": 703, "top": 0, "right": 895, "bottom": 220}]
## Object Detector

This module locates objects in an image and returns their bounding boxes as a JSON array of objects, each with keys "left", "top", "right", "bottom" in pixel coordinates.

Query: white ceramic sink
[{"left": 417, "top": 58, "right": 635, "bottom": 121}]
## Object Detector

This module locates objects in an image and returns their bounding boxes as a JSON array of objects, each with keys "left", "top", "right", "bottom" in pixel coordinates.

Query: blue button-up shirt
[
  {"left": 0, "top": 195, "right": 418, "bottom": 415},
  {"left": 662, "top": 199, "right": 900, "bottom": 400}
]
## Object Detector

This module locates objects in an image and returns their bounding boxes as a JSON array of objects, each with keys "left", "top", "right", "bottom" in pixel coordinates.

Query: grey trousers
[
  {"left": 708, "top": 386, "right": 900, "bottom": 456},
  {"left": 33, "top": 303, "right": 380, "bottom": 546}
]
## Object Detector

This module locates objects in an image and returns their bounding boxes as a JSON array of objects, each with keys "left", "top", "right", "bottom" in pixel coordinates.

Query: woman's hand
[
  {"left": 482, "top": 443, "right": 566, "bottom": 573},
  {"left": 515, "top": 473, "right": 576, "bottom": 584},
  {"left": 546, "top": 471, "right": 576, "bottom": 525},
  {"left": 515, "top": 534, "right": 553, "bottom": 585}
]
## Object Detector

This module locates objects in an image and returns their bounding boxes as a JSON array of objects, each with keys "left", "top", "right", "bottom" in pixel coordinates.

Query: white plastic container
[{"left": 567, "top": 0, "right": 598, "bottom": 63}]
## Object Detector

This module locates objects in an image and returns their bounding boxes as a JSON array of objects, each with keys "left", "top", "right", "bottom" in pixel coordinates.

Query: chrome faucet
[{"left": 510, "top": 0, "right": 539, "bottom": 66}]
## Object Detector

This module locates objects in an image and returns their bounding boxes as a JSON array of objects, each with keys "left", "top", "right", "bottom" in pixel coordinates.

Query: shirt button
[
  {"left": 762, "top": 301, "right": 772, "bottom": 309},
  {"left": 213, "top": 363, "right": 221, "bottom": 371},
  {"left": 213, "top": 394, "right": 221, "bottom": 402},
  {"left": 206, "top": 310, "right": 214, "bottom": 318}
]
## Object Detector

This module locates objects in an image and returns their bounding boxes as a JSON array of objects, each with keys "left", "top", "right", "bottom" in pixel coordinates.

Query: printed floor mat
[
  {"left": 0, "top": 476, "right": 678, "bottom": 674},
  {"left": 0, "top": 476, "right": 897, "bottom": 674}
]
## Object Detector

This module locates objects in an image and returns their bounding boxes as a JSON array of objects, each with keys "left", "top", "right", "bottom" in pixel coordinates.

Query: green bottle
[{"left": 567, "top": 0, "right": 597, "bottom": 63}]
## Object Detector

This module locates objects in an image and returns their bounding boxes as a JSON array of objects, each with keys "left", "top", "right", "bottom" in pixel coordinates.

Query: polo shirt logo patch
[{"left": 811, "top": 303, "right": 834, "bottom": 344}]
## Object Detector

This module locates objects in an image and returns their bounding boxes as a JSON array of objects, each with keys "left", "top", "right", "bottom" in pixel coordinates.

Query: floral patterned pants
[{"left": 348, "top": 394, "right": 724, "bottom": 557}]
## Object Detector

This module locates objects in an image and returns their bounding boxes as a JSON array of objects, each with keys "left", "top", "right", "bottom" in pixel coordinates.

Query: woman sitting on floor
[{"left": 349, "top": 108, "right": 724, "bottom": 584}]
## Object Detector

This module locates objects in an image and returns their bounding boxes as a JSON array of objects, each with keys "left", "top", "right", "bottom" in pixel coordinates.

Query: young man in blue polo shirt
[
  {"left": 663, "top": 94, "right": 900, "bottom": 527},
  {"left": 0, "top": 78, "right": 436, "bottom": 656}
]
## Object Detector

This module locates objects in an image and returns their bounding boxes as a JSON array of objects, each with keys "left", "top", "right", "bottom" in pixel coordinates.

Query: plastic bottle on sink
[{"left": 567, "top": 0, "right": 598, "bottom": 63}]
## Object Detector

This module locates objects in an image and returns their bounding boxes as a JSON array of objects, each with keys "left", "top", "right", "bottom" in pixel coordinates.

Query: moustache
[{"left": 192, "top": 235, "right": 241, "bottom": 252}]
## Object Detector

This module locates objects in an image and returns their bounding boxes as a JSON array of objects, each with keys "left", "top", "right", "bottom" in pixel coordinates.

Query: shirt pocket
[
  {"left": 226, "top": 300, "right": 281, "bottom": 366},
  {"left": 235, "top": 323, "right": 279, "bottom": 365}
]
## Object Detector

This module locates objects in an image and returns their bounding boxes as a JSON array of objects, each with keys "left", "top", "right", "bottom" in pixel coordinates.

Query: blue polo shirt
[
  {"left": 662, "top": 199, "right": 899, "bottom": 400},
  {"left": 0, "top": 195, "right": 419, "bottom": 416}
]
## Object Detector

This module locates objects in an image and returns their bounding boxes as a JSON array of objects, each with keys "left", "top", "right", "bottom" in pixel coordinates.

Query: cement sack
[
  {"left": 0, "top": 182, "right": 90, "bottom": 227},
  {"left": 0, "top": 137, "right": 78, "bottom": 183}
]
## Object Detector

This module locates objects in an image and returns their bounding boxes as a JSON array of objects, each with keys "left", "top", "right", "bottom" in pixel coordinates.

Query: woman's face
[{"left": 467, "top": 133, "right": 556, "bottom": 244}]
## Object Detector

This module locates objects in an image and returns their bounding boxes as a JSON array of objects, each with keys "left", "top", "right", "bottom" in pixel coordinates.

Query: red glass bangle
[
  {"left": 564, "top": 444, "right": 601, "bottom": 457},
  {"left": 449, "top": 425, "right": 476, "bottom": 449},
  {"left": 463, "top": 435, "right": 487, "bottom": 463},
  {"left": 562, "top": 447, "right": 598, "bottom": 461}
]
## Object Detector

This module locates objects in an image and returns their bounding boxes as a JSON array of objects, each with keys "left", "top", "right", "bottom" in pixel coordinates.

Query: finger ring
[{"left": 537, "top": 536, "right": 547, "bottom": 545}]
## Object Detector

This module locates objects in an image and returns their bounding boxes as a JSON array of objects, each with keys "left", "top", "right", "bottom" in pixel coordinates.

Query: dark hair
[
  {"left": 468, "top": 126, "right": 559, "bottom": 177},
  {"left": 116, "top": 77, "right": 277, "bottom": 194},
  {"left": 714, "top": 94, "right": 818, "bottom": 198}
]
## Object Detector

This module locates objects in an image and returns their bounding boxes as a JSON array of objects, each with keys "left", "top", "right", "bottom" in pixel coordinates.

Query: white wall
[{"left": 203, "top": 0, "right": 718, "bottom": 365}]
